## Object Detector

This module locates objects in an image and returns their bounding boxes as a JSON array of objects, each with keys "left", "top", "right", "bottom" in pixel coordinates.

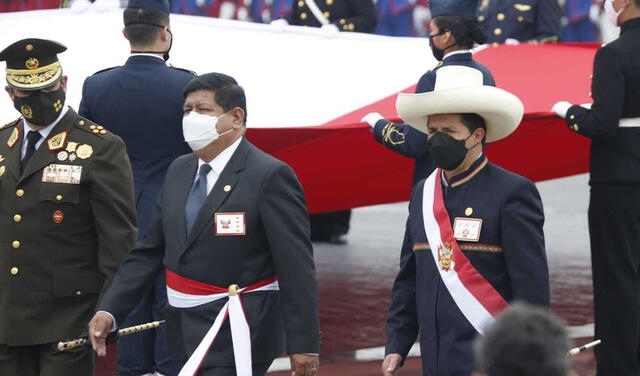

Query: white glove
[
  {"left": 505, "top": 38, "right": 520, "bottom": 45},
  {"left": 219, "top": 1, "right": 236, "bottom": 19},
  {"left": 551, "top": 101, "right": 572, "bottom": 118},
  {"left": 361, "top": 112, "right": 384, "bottom": 128},
  {"left": 413, "top": 5, "right": 431, "bottom": 37},
  {"left": 270, "top": 18, "right": 289, "bottom": 26},
  {"left": 320, "top": 24, "right": 340, "bottom": 34}
]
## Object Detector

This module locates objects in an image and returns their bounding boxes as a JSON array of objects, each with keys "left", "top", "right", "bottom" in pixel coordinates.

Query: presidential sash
[
  {"left": 166, "top": 270, "right": 280, "bottom": 376},
  {"left": 421, "top": 169, "right": 508, "bottom": 334}
]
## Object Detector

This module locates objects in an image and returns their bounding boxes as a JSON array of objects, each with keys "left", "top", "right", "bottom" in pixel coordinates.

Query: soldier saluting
[{"left": 0, "top": 39, "right": 136, "bottom": 375}]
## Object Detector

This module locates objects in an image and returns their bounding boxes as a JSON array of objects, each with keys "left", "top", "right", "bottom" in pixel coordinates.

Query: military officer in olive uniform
[
  {"left": 273, "top": 0, "right": 377, "bottom": 33},
  {"left": 0, "top": 38, "right": 136, "bottom": 375},
  {"left": 477, "top": 0, "right": 562, "bottom": 44}
]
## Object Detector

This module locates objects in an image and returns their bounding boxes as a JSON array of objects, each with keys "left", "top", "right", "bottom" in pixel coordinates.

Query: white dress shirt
[
  {"left": 20, "top": 105, "right": 69, "bottom": 159},
  {"left": 443, "top": 49, "right": 472, "bottom": 60},
  {"left": 195, "top": 136, "right": 243, "bottom": 195}
]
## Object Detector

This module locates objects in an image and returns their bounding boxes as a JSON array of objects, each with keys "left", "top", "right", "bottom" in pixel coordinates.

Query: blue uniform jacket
[
  {"left": 386, "top": 155, "right": 549, "bottom": 376},
  {"left": 79, "top": 55, "right": 195, "bottom": 235},
  {"left": 478, "top": 0, "right": 561, "bottom": 43},
  {"left": 373, "top": 52, "right": 495, "bottom": 187}
]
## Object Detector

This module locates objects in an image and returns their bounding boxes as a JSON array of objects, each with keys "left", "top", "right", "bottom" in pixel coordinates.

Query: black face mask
[
  {"left": 429, "top": 30, "right": 456, "bottom": 61},
  {"left": 428, "top": 132, "right": 477, "bottom": 170},
  {"left": 13, "top": 86, "right": 66, "bottom": 127}
]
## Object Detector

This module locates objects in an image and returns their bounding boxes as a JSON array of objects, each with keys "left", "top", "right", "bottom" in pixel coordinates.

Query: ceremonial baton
[
  {"left": 57, "top": 320, "right": 165, "bottom": 352},
  {"left": 568, "top": 339, "right": 601, "bottom": 356}
]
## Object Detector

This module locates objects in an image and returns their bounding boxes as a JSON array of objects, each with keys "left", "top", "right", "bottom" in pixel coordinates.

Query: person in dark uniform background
[
  {"left": 552, "top": 1, "right": 640, "bottom": 374},
  {"left": 0, "top": 38, "right": 136, "bottom": 376},
  {"left": 272, "top": 0, "right": 377, "bottom": 244},
  {"left": 79, "top": 0, "right": 195, "bottom": 375},
  {"left": 382, "top": 66, "right": 549, "bottom": 376},
  {"left": 363, "top": 5, "right": 494, "bottom": 188},
  {"left": 477, "top": 0, "right": 561, "bottom": 44},
  {"left": 271, "top": 0, "right": 377, "bottom": 33}
]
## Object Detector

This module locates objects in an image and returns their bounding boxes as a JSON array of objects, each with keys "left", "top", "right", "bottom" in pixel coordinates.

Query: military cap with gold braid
[{"left": 0, "top": 38, "right": 67, "bottom": 91}]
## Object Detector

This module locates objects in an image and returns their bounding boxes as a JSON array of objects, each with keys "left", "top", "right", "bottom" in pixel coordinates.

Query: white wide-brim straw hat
[{"left": 396, "top": 65, "right": 525, "bottom": 143}]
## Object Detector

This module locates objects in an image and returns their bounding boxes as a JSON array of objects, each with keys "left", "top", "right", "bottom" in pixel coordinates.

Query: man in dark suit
[
  {"left": 552, "top": 1, "right": 640, "bottom": 374},
  {"left": 382, "top": 66, "right": 549, "bottom": 376},
  {"left": 79, "top": 0, "right": 195, "bottom": 374},
  {"left": 88, "top": 73, "right": 320, "bottom": 376},
  {"left": 0, "top": 38, "right": 136, "bottom": 376},
  {"left": 477, "top": 0, "right": 561, "bottom": 44}
]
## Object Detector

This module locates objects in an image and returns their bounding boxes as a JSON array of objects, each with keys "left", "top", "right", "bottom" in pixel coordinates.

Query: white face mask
[
  {"left": 604, "top": 0, "right": 623, "bottom": 26},
  {"left": 182, "top": 111, "right": 233, "bottom": 151}
]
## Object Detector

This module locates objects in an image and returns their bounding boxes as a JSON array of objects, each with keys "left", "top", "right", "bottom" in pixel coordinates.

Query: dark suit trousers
[
  {"left": 197, "top": 361, "right": 272, "bottom": 376},
  {"left": 589, "top": 185, "right": 640, "bottom": 376},
  {"left": 0, "top": 343, "right": 93, "bottom": 376}
]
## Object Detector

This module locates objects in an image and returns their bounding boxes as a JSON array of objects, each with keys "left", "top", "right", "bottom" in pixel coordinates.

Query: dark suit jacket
[
  {"left": 373, "top": 53, "right": 495, "bottom": 186},
  {"left": 0, "top": 109, "right": 136, "bottom": 346},
  {"left": 565, "top": 18, "right": 640, "bottom": 185},
  {"left": 99, "top": 138, "right": 320, "bottom": 366},
  {"left": 79, "top": 55, "right": 195, "bottom": 235},
  {"left": 385, "top": 155, "right": 549, "bottom": 376}
]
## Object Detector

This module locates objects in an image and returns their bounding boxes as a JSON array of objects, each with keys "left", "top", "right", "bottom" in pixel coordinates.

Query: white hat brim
[{"left": 395, "top": 86, "right": 525, "bottom": 143}]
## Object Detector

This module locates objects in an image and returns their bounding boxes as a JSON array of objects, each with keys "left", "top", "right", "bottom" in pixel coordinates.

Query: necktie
[
  {"left": 185, "top": 164, "right": 212, "bottom": 234},
  {"left": 21, "top": 130, "right": 42, "bottom": 171}
]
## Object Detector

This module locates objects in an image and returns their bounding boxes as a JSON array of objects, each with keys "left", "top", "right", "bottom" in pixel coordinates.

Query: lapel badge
[
  {"left": 224, "top": 185, "right": 232, "bottom": 192},
  {"left": 7, "top": 127, "right": 19, "bottom": 149},
  {"left": 57, "top": 151, "right": 68, "bottom": 161},
  {"left": 0, "top": 165, "right": 5, "bottom": 177},
  {"left": 68, "top": 153, "right": 77, "bottom": 162},
  {"left": 52, "top": 210, "right": 64, "bottom": 224},
  {"left": 66, "top": 142, "right": 78, "bottom": 153},
  {"left": 47, "top": 131, "right": 67, "bottom": 152},
  {"left": 437, "top": 242, "right": 454, "bottom": 272},
  {"left": 76, "top": 144, "right": 93, "bottom": 160}
]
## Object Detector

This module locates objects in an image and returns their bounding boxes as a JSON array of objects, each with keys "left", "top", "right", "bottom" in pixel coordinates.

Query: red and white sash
[
  {"left": 421, "top": 169, "right": 508, "bottom": 334},
  {"left": 166, "top": 270, "right": 280, "bottom": 376}
]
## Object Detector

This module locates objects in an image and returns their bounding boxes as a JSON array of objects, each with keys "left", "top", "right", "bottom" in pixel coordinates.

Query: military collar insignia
[
  {"left": 7, "top": 127, "right": 19, "bottom": 149},
  {"left": 47, "top": 131, "right": 68, "bottom": 152}
]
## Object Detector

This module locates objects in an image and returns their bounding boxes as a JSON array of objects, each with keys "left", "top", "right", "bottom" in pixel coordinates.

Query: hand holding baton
[{"left": 57, "top": 320, "right": 165, "bottom": 352}]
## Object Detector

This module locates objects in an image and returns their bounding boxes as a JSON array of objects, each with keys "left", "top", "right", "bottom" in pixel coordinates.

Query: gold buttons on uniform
[
  {"left": 78, "top": 120, "right": 85, "bottom": 126},
  {"left": 97, "top": 125, "right": 104, "bottom": 130},
  {"left": 224, "top": 185, "right": 232, "bottom": 192},
  {"left": 465, "top": 207, "right": 473, "bottom": 216},
  {"left": 298, "top": 0, "right": 304, "bottom": 6},
  {"left": 518, "top": 16, "right": 524, "bottom": 22},
  {"left": 323, "top": 11, "right": 330, "bottom": 18},
  {"left": 10, "top": 267, "right": 19, "bottom": 276},
  {"left": 339, "top": 19, "right": 346, "bottom": 24},
  {"left": 90, "top": 125, "right": 97, "bottom": 130},
  {"left": 494, "top": 28, "right": 502, "bottom": 36},
  {"left": 13, "top": 214, "right": 21, "bottom": 223},
  {"left": 497, "top": 13, "right": 505, "bottom": 21},
  {"left": 572, "top": 124, "right": 580, "bottom": 132},
  {"left": 569, "top": 115, "right": 575, "bottom": 120},
  {"left": 16, "top": 189, "right": 24, "bottom": 197},
  {"left": 326, "top": 0, "right": 333, "bottom": 4},
  {"left": 75, "top": 290, "right": 83, "bottom": 296},
  {"left": 12, "top": 240, "right": 20, "bottom": 248},
  {"left": 300, "top": 12, "right": 307, "bottom": 20},
  {"left": 478, "top": 15, "right": 485, "bottom": 22},
  {"left": 56, "top": 195, "right": 63, "bottom": 201}
]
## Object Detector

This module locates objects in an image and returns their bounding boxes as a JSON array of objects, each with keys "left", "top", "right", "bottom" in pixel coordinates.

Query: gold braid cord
[{"left": 56, "top": 320, "right": 165, "bottom": 352}]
